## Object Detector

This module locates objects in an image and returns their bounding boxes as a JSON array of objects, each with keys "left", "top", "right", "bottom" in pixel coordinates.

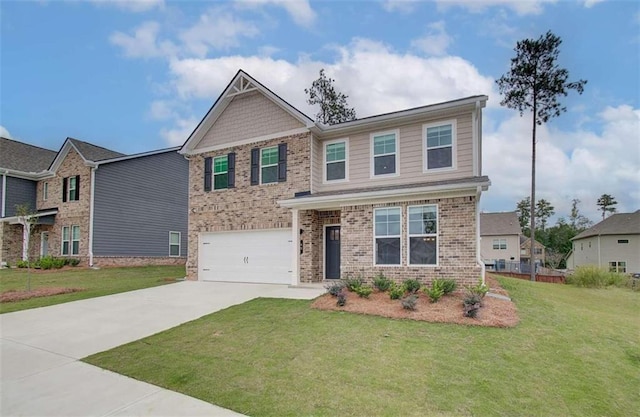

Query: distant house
[
  {"left": 519, "top": 236, "right": 545, "bottom": 268},
  {"left": 567, "top": 210, "right": 640, "bottom": 274},
  {"left": 479, "top": 212, "right": 521, "bottom": 271},
  {"left": 1, "top": 137, "right": 188, "bottom": 267}
]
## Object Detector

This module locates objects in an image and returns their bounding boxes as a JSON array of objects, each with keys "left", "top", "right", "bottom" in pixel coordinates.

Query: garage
[{"left": 198, "top": 229, "right": 293, "bottom": 284}]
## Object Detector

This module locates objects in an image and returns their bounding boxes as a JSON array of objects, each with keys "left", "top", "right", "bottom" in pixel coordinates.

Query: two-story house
[
  {"left": 479, "top": 211, "right": 521, "bottom": 271},
  {"left": 179, "top": 70, "right": 490, "bottom": 286},
  {"left": 1, "top": 137, "right": 188, "bottom": 267}
]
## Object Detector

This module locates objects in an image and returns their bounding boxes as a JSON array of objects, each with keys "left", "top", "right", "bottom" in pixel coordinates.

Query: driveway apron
[{"left": 0, "top": 281, "right": 325, "bottom": 416}]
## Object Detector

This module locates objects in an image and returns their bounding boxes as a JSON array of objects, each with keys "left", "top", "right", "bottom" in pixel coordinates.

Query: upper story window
[
  {"left": 251, "top": 143, "right": 287, "bottom": 185},
  {"left": 493, "top": 239, "right": 507, "bottom": 250},
  {"left": 43, "top": 182, "right": 49, "bottom": 201},
  {"left": 374, "top": 207, "right": 401, "bottom": 265},
  {"left": 371, "top": 131, "right": 398, "bottom": 177},
  {"left": 408, "top": 205, "right": 438, "bottom": 265},
  {"left": 424, "top": 121, "right": 456, "bottom": 171},
  {"left": 204, "top": 153, "right": 235, "bottom": 192},
  {"left": 618, "top": 239, "right": 629, "bottom": 244},
  {"left": 324, "top": 139, "right": 348, "bottom": 182},
  {"left": 62, "top": 176, "right": 80, "bottom": 202}
]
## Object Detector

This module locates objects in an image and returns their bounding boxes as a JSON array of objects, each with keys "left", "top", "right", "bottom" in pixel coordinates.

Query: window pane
[
  {"left": 214, "top": 173, "right": 228, "bottom": 189},
  {"left": 373, "top": 134, "right": 395, "bottom": 155},
  {"left": 169, "top": 232, "right": 180, "bottom": 245},
  {"left": 62, "top": 227, "right": 69, "bottom": 240},
  {"left": 261, "top": 147, "right": 278, "bottom": 166},
  {"left": 214, "top": 156, "right": 228, "bottom": 173},
  {"left": 427, "top": 147, "right": 452, "bottom": 169},
  {"left": 409, "top": 206, "right": 437, "bottom": 235},
  {"left": 375, "top": 208, "right": 401, "bottom": 237},
  {"left": 326, "top": 161, "right": 345, "bottom": 181},
  {"left": 376, "top": 238, "right": 401, "bottom": 265},
  {"left": 427, "top": 125, "right": 452, "bottom": 147},
  {"left": 72, "top": 241, "right": 79, "bottom": 255},
  {"left": 72, "top": 226, "right": 80, "bottom": 240},
  {"left": 374, "top": 155, "right": 396, "bottom": 175},
  {"left": 62, "top": 242, "right": 69, "bottom": 255},
  {"left": 326, "top": 142, "right": 345, "bottom": 162},
  {"left": 262, "top": 166, "right": 278, "bottom": 183},
  {"left": 410, "top": 236, "right": 437, "bottom": 265},
  {"left": 170, "top": 245, "right": 180, "bottom": 256}
]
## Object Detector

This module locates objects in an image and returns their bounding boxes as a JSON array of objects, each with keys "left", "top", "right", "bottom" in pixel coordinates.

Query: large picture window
[
  {"left": 372, "top": 131, "right": 397, "bottom": 176},
  {"left": 424, "top": 122, "right": 455, "bottom": 170},
  {"left": 261, "top": 146, "right": 279, "bottom": 184},
  {"left": 325, "top": 140, "right": 347, "bottom": 181},
  {"left": 408, "top": 205, "right": 437, "bottom": 265},
  {"left": 374, "top": 207, "right": 401, "bottom": 265}
]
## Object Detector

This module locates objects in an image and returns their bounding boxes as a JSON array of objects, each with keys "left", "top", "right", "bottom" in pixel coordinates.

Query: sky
[{"left": 1, "top": 0, "right": 639, "bottom": 224}]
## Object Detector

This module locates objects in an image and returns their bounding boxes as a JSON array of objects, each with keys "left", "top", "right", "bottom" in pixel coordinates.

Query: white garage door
[{"left": 199, "top": 229, "right": 293, "bottom": 284}]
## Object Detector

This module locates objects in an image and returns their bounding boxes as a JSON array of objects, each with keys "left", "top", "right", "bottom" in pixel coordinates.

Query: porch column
[{"left": 291, "top": 208, "right": 300, "bottom": 286}]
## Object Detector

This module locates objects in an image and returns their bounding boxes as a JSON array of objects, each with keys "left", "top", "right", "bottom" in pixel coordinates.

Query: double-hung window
[
  {"left": 260, "top": 146, "right": 279, "bottom": 184},
  {"left": 69, "top": 177, "right": 78, "bottom": 201},
  {"left": 493, "top": 239, "right": 507, "bottom": 250},
  {"left": 609, "top": 261, "right": 626, "bottom": 273},
  {"left": 213, "top": 156, "right": 228, "bottom": 190},
  {"left": 62, "top": 226, "right": 70, "bottom": 255},
  {"left": 408, "top": 205, "right": 438, "bottom": 265},
  {"left": 371, "top": 131, "right": 397, "bottom": 176},
  {"left": 169, "top": 232, "right": 181, "bottom": 257},
  {"left": 424, "top": 121, "right": 455, "bottom": 170},
  {"left": 62, "top": 176, "right": 80, "bottom": 202},
  {"left": 324, "top": 140, "right": 347, "bottom": 182},
  {"left": 43, "top": 182, "right": 49, "bottom": 201},
  {"left": 374, "top": 207, "right": 401, "bottom": 265},
  {"left": 71, "top": 226, "right": 80, "bottom": 255},
  {"left": 62, "top": 225, "right": 79, "bottom": 255}
]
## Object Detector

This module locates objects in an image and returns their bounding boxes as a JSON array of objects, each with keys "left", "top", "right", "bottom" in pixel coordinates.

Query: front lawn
[
  {"left": 84, "top": 277, "right": 639, "bottom": 417},
  {"left": 0, "top": 265, "right": 184, "bottom": 313}
]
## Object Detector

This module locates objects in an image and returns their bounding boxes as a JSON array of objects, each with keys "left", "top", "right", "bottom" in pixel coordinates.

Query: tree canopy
[
  {"left": 596, "top": 194, "right": 618, "bottom": 220},
  {"left": 305, "top": 69, "right": 356, "bottom": 125}
]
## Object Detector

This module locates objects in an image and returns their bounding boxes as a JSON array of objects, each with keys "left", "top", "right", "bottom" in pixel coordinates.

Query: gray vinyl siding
[
  {"left": 4, "top": 176, "right": 37, "bottom": 217},
  {"left": 93, "top": 151, "right": 188, "bottom": 257}
]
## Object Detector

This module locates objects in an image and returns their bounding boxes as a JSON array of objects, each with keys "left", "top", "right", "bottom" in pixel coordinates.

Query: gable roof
[
  {"left": 49, "top": 137, "right": 125, "bottom": 172},
  {"left": 572, "top": 210, "right": 640, "bottom": 240},
  {"left": 0, "top": 137, "right": 57, "bottom": 174},
  {"left": 480, "top": 212, "right": 521, "bottom": 236},
  {"left": 519, "top": 236, "right": 545, "bottom": 248}
]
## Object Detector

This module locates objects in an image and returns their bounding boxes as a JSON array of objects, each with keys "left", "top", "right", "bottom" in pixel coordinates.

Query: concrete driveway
[{"left": 0, "top": 281, "right": 325, "bottom": 416}]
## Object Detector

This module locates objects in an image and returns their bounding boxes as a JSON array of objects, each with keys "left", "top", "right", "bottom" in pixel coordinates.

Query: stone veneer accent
[
  {"left": 340, "top": 196, "right": 481, "bottom": 287},
  {"left": 186, "top": 132, "right": 311, "bottom": 280}
]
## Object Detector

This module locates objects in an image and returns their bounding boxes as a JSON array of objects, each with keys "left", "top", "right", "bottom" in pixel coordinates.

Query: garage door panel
[{"left": 199, "top": 229, "right": 292, "bottom": 284}]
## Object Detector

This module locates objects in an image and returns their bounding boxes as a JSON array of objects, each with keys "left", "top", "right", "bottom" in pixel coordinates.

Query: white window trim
[
  {"left": 323, "top": 138, "right": 349, "bottom": 183},
  {"left": 370, "top": 129, "right": 400, "bottom": 178},
  {"left": 423, "top": 119, "right": 457, "bottom": 173},
  {"left": 61, "top": 226, "right": 70, "bottom": 256},
  {"left": 260, "top": 146, "right": 279, "bottom": 185},
  {"left": 373, "top": 206, "right": 402, "bottom": 267},
  {"left": 43, "top": 182, "right": 48, "bottom": 201},
  {"left": 169, "top": 231, "right": 181, "bottom": 257},
  {"left": 323, "top": 223, "right": 341, "bottom": 279},
  {"left": 71, "top": 225, "right": 80, "bottom": 255},
  {"left": 407, "top": 204, "right": 439, "bottom": 267},
  {"left": 213, "top": 155, "right": 228, "bottom": 190}
]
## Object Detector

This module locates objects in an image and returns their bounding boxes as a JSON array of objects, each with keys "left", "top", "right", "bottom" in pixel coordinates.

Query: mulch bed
[
  {"left": 311, "top": 277, "right": 519, "bottom": 328},
  {"left": 0, "top": 287, "right": 84, "bottom": 303}
]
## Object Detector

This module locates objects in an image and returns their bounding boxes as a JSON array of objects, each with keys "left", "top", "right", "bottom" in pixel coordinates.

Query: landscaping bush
[
  {"left": 336, "top": 291, "right": 347, "bottom": 307},
  {"left": 566, "top": 265, "right": 629, "bottom": 288},
  {"left": 344, "top": 276, "right": 365, "bottom": 292},
  {"left": 372, "top": 273, "right": 392, "bottom": 292},
  {"left": 389, "top": 283, "right": 405, "bottom": 300},
  {"left": 424, "top": 281, "right": 445, "bottom": 303},
  {"left": 16, "top": 260, "right": 29, "bottom": 268},
  {"left": 402, "top": 278, "right": 421, "bottom": 294},
  {"left": 465, "top": 280, "right": 489, "bottom": 298},
  {"left": 463, "top": 293, "right": 483, "bottom": 318},
  {"left": 401, "top": 294, "right": 419, "bottom": 310},
  {"left": 68, "top": 258, "right": 81, "bottom": 267},
  {"left": 325, "top": 281, "right": 346, "bottom": 297},
  {"left": 433, "top": 278, "right": 457, "bottom": 295},
  {"left": 355, "top": 285, "right": 373, "bottom": 298}
]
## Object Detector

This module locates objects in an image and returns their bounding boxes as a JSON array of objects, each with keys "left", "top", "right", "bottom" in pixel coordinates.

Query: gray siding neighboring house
[
  {"left": 4, "top": 177, "right": 37, "bottom": 217},
  {"left": 93, "top": 149, "right": 188, "bottom": 258}
]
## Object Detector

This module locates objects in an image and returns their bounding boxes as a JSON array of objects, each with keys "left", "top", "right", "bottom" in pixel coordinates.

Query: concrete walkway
[{"left": 0, "top": 281, "right": 325, "bottom": 416}]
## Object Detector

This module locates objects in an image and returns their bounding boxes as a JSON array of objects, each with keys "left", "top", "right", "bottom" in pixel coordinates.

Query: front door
[
  {"left": 41, "top": 232, "right": 49, "bottom": 257},
  {"left": 325, "top": 226, "right": 341, "bottom": 279}
]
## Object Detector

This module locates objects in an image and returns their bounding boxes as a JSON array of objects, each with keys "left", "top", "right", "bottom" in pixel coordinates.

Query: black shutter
[
  {"left": 277, "top": 143, "right": 287, "bottom": 182},
  {"left": 227, "top": 152, "right": 236, "bottom": 188},
  {"left": 204, "top": 157, "right": 212, "bottom": 192},
  {"left": 75, "top": 175, "right": 80, "bottom": 201},
  {"left": 250, "top": 148, "right": 259, "bottom": 185},
  {"left": 62, "top": 178, "right": 68, "bottom": 202}
]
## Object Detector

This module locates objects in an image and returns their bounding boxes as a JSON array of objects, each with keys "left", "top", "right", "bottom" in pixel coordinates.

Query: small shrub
[
  {"left": 38, "top": 256, "right": 54, "bottom": 270},
  {"left": 463, "top": 293, "right": 483, "bottom": 318},
  {"left": 567, "top": 265, "right": 629, "bottom": 288},
  {"left": 325, "top": 281, "right": 346, "bottom": 297},
  {"left": 337, "top": 291, "right": 347, "bottom": 307},
  {"left": 434, "top": 278, "right": 457, "bottom": 295},
  {"left": 389, "top": 283, "right": 405, "bottom": 300},
  {"left": 465, "top": 279, "right": 489, "bottom": 298},
  {"left": 403, "top": 278, "right": 421, "bottom": 294},
  {"left": 424, "top": 282, "right": 445, "bottom": 303},
  {"left": 69, "top": 258, "right": 81, "bottom": 267},
  {"left": 372, "top": 273, "right": 392, "bottom": 292},
  {"left": 355, "top": 285, "right": 373, "bottom": 298},
  {"left": 16, "top": 260, "right": 29, "bottom": 268},
  {"left": 401, "top": 294, "right": 419, "bottom": 310},
  {"left": 344, "top": 276, "right": 365, "bottom": 292}
]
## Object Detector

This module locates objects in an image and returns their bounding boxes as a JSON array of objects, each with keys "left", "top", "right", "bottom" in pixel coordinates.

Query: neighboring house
[
  {"left": 179, "top": 70, "right": 490, "bottom": 286},
  {"left": 0, "top": 137, "right": 188, "bottom": 267},
  {"left": 519, "top": 236, "right": 546, "bottom": 268},
  {"left": 566, "top": 210, "right": 640, "bottom": 274},
  {"left": 479, "top": 211, "right": 521, "bottom": 271}
]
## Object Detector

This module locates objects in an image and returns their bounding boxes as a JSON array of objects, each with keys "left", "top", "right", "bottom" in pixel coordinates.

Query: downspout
[
  {"left": 476, "top": 186, "right": 486, "bottom": 284},
  {"left": 472, "top": 100, "right": 481, "bottom": 177},
  {"left": 88, "top": 166, "right": 97, "bottom": 267}
]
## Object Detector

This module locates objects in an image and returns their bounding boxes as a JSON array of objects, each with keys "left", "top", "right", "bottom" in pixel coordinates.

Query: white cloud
[
  {"left": 147, "top": 100, "right": 177, "bottom": 120},
  {"left": 436, "top": 0, "right": 558, "bottom": 16},
  {"left": 583, "top": 0, "right": 607, "bottom": 7},
  {"left": 179, "top": 8, "right": 260, "bottom": 57},
  {"left": 160, "top": 117, "right": 199, "bottom": 146},
  {"left": 482, "top": 105, "right": 640, "bottom": 222},
  {"left": 0, "top": 125, "right": 12, "bottom": 139},
  {"left": 382, "top": 0, "right": 420, "bottom": 13},
  {"left": 411, "top": 21, "right": 453, "bottom": 56},
  {"left": 235, "top": 0, "right": 316, "bottom": 27},
  {"left": 109, "top": 21, "right": 176, "bottom": 58},
  {"left": 89, "top": 0, "right": 164, "bottom": 13}
]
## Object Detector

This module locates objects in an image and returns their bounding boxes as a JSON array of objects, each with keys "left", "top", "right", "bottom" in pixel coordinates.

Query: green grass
[
  {"left": 84, "top": 277, "right": 640, "bottom": 417},
  {"left": 0, "top": 265, "right": 184, "bottom": 313}
]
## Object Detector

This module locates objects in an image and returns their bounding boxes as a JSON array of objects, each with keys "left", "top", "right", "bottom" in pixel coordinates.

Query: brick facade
[{"left": 93, "top": 256, "right": 186, "bottom": 268}]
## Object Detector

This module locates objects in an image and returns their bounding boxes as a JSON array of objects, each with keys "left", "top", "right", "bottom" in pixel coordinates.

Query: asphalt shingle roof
[
  {"left": 480, "top": 212, "right": 521, "bottom": 236},
  {"left": 68, "top": 138, "right": 124, "bottom": 162},
  {"left": 573, "top": 210, "right": 640, "bottom": 240},
  {"left": 0, "top": 137, "right": 57, "bottom": 173}
]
